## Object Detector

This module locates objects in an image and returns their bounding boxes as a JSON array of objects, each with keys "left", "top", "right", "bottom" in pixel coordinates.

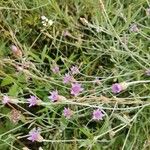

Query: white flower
[
  {"left": 43, "top": 23, "right": 47, "bottom": 26},
  {"left": 41, "top": 21, "right": 45, "bottom": 24},
  {"left": 48, "top": 20, "right": 53, "bottom": 26},
  {"left": 41, "top": 15, "right": 47, "bottom": 20},
  {"left": 41, "top": 15, "right": 54, "bottom": 27}
]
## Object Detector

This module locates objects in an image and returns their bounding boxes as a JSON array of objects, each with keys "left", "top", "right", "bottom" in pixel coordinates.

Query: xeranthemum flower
[
  {"left": 2, "top": 96, "right": 10, "bottom": 104},
  {"left": 51, "top": 65, "right": 59, "bottom": 74},
  {"left": 63, "top": 107, "right": 72, "bottom": 119},
  {"left": 145, "top": 69, "right": 150, "bottom": 76},
  {"left": 48, "top": 90, "right": 59, "bottom": 102},
  {"left": 71, "top": 83, "right": 83, "bottom": 96},
  {"left": 130, "top": 24, "right": 139, "bottom": 32},
  {"left": 112, "top": 83, "right": 123, "bottom": 94},
  {"left": 92, "top": 109, "right": 105, "bottom": 121},
  {"left": 63, "top": 73, "right": 73, "bottom": 84},
  {"left": 27, "top": 95, "right": 38, "bottom": 107},
  {"left": 27, "top": 128, "right": 43, "bottom": 142},
  {"left": 70, "top": 66, "right": 79, "bottom": 75},
  {"left": 10, "top": 44, "right": 22, "bottom": 57},
  {"left": 11, "top": 45, "right": 18, "bottom": 52}
]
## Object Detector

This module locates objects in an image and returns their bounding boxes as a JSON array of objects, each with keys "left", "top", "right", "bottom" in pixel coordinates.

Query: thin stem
[{"left": 128, "top": 80, "right": 150, "bottom": 86}]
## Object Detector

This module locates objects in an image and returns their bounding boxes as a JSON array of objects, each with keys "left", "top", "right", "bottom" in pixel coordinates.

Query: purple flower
[
  {"left": 70, "top": 66, "right": 79, "bottom": 75},
  {"left": 2, "top": 96, "right": 10, "bottom": 104},
  {"left": 112, "top": 83, "right": 123, "bottom": 94},
  {"left": 130, "top": 24, "right": 139, "bottom": 32},
  {"left": 27, "top": 128, "right": 43, "bottom": 142},
  {"left": 48, "top": 90, "right": 59, "bottom": 102},
  {"left": 146, "top": 8, "right": 150, "bottom": 16},
  {"left": 51, "top": 65, "right": 59, "bottom": 74},
  {"left": 92, "top": 109, "right": 104, "bottom": 121},
  {"left": 145, "top": 69, "right": 150, "bottom": 76},
  {"left": 63, "top": 107, "right": 72, "bottom": 119},
  {"left": 71, "top": 83, "right": 83, "bottom": 96},
  {"left": 63, "top": 73, "right": 73, "bottom": 84},
  {"left": 27, "top": 96, "right": 38, "bottom": 107}
]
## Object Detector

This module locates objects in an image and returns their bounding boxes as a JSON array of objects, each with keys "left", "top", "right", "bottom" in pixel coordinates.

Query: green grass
[{"left": 0, "top": 0, "right": 150, "bottom": 149}]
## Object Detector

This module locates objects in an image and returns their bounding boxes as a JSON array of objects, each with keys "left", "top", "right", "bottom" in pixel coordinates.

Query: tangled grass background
[{"left": 0, "top": 0, "right": 150, "bottom": 149}]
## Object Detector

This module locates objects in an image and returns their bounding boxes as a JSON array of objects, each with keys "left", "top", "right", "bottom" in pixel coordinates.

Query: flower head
[
  {"left": 112, "top": 83, "right": 123, "bottom": 94},
  {"left": 145, "top": 69, "right": 150, "bottom": 76},
  {"left": 2, "top": 96, "right": 10, "bottom": 104},
  {"left": 41, "top": 15, "right": 53, "bottom": 26},
  {"left": 63, "top": 73, "right": 73, "bottom": 84},
  {"left": 11, "top": 45, "right": 18, "bottom": 52},
  {"left": 51, "top": 65, "right": 59, "bottom": 74},
  {"left": 10, "top": 109, "right": 21, "bottom": 124},
  {"left": 92, "top": 109, "right": 105, "bottom": 121},
  {"left": 70, "top": 66, "right": 80, "bottom": 75},
  {"left": 130, "top": 24, "right": 139, "bottom": 32},
  {"left": 41, "top": 15, "right": 47, "bottom": 21},
  {"left": 27, "top": 128, "right": 43, "bottom": 142},
  {"left": 48, "top": 20, "right": 53, "bottom": 26},
  {"left": 146, "top": 8, "right": 150, "bottom": 16},
  {"left": 93, "top": 77, "right": 101, "bottom": 85},
  {"left": 71, "top": 83, "right": 83, "bottom": 96},
  {"left": 63, "top": 107, "right": 72, "bottom": 119},
  {"left": 48, "top": 90, "right": 59, "bottom": 102},
  {"left": 27, "top": 96, "right": 38, "bottom": 107},
  {"left": 10, "top": 45, "right": 22, "bottom": 57}
]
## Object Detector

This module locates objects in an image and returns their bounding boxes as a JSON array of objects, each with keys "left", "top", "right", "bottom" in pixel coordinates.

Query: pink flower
[
  {"left": 70, "top": 66, "right": 79, "bottom": 75},
  {"left": 2, "top": 96, "right": 10, "bottom": 104},
  {"left": 27, "top": 128, "right": 43, "bottom": 142},
  {"left": 130, "top": 24, "right": 139, "bottom": 32},
  {"left": 10, "top": 44, "right": 22, "bottom": 57},
  {"left": 48, "top": 90, "right": 59, "bottom": 102},
  {"left": 63, "top": 107, "right": 72, "bottom": 119},
  {"left": 71, "top": 83, "right": 83, "bottom": 96},
  {"left": 92, "top": 109, "right": 104, "bottom": 121},
  {"left": 51, "top": 65, "right": 59, "bottom": 74},
  {"left": 112, "top": 83, "right": 123, "bottom": 94},
  {"left": 10, "top": 45, "right": 18, "bottom": 52},
  {"left": 63, "top": 73, "right": 73, "bottom": 84},
  {"left": 145, "top": 69, "right": 150, "bottom": 76},
  {"left": 27, "top": 96, "right": 38, "bottom": 107}
]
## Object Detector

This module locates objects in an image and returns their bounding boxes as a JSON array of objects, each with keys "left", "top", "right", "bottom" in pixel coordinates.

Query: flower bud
[
  {"left": 10, "top": 45, "right": 22, "bottom": 58},
  {"left": 146, "top": 8, "right": 150, "bottom": 16},
  {"left": 9, "top": 109, "right": 21, "bottom": 124}
]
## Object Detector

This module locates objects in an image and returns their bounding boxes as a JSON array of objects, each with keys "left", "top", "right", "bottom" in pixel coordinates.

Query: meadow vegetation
[{"left": 0, "top": 0, "right": 150, "bottom": 149}]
